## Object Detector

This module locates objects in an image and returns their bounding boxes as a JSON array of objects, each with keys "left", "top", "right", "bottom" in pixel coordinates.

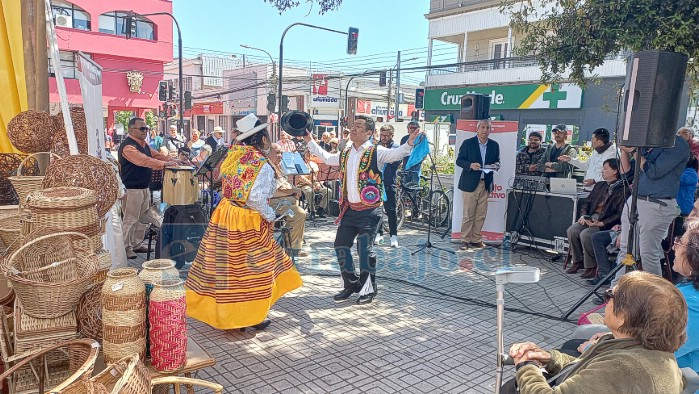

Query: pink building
[{"left": 48, "top": 0, "right": 173, "bottom": 133}]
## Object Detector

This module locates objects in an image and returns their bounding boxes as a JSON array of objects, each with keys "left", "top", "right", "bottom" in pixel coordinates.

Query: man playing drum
[{"left": 118, "top": 117, "right": 177, "bottom": 259}]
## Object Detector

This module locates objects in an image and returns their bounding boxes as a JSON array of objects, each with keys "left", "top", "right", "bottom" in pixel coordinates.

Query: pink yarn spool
[{"left": 148, "top": 279, "right": 187, "bottom": 372}]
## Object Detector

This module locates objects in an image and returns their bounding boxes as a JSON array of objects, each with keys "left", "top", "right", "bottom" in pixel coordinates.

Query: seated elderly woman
[{"left": 504, "top": 271, "right": 688, "bottom": 393}]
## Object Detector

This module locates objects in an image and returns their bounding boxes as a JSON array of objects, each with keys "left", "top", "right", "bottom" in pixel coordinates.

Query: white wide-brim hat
[
  {"left": 235, "top": 113, "right": 268, "bottom": 142},
  {"left": 213, "top": 126, "right": 224, "bottom": 135}
]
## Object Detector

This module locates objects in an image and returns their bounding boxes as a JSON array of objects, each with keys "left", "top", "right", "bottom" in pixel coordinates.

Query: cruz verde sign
[{"left": 424, "top": 83, "right": 583, "bottom": 111}]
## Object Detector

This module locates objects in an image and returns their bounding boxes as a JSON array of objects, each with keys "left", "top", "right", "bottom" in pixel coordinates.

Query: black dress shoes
[
  {"left": 333, "top": 287, "right": 355, "bottom": 302},
  {"left": 251, "top": 319, "right": 271, "bottom": 330},
  {"left": 356, "top": 293, "right": 375, "bottom": 305}
]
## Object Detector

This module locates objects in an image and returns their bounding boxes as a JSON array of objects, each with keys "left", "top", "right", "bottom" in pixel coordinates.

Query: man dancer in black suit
[{"left": 456, "top": 119, "right": 500, "bottom": 250}]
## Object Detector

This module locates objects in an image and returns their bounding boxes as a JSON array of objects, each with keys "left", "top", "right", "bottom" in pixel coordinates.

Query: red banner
[{"left": 191, "top": 102, "right": 224, "bottom": 115}]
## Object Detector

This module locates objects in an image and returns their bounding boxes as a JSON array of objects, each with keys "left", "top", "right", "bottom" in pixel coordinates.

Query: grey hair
[{"left": 476, "top": 119, "right": 493, "bottom": 129}]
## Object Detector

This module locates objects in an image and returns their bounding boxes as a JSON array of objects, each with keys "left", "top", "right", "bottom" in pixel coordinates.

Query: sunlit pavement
[{"left": 132, "top": 221, "right": 597, "bottom": 393}]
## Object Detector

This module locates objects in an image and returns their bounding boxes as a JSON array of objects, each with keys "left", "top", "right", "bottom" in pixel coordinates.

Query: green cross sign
[{"left": 542, "top": 84, "right": 568, "bottom": 109}]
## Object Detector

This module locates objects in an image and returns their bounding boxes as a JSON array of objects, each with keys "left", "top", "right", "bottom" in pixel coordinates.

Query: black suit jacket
[
  {"left": 456, "top": 136, "right": 501, "bottom": 193},
  {"left": 205, "top": 136, "right": 218, "bottom": 151}
]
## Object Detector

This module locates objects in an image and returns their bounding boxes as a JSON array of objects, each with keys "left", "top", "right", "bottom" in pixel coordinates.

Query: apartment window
[
  {"left": 490, "top": 39, "right": 509, "bottom": 70},
  {"left": 98, "top": 11, "right": 155, "bottom": 40},
  {"left": 184, "top": 77, "right": 193, "bottom": 92},
  {"left": 218, "top": 116, "right": 228, "bottom": 133},
  {"left": 48, "top": 51, "right": 90, "bottom": 79},
  {"left": 51, "top": 0, "right": 91, "bottom": 31}
]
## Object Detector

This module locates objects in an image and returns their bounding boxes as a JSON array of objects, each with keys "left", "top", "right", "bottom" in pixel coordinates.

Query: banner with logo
[
  {"left": 355, "top": 99, "right": 415, "bottom": 120},
  {"left": 310, "top": 74, "right": 340, "bottom": 108},
  {"left": 451, "top": 120, "right": 519, "bottom": 242},
  {"left": 425, "top": 83, "right": 583, "bottom": 111}
]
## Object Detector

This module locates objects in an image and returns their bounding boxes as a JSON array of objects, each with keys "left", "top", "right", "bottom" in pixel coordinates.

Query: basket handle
[
  {"left": 6, "top": 231, "right": 91, "bottom": 274},
  {"left": 16, "top": 152, "right": 60, "bottom": 176},
  {"left": 151, "top": 376, "right": 224, "bottom": 394}
]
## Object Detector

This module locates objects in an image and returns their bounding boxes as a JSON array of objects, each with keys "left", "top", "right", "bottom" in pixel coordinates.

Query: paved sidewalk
[{"left": 133, "top": 221, "right": 601, "bottom": 393}]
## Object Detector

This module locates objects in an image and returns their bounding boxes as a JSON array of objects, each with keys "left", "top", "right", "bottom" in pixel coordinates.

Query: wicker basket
[
  {"left": 13, "top": 298, "right": 78, "bottom": 354},
  {"left": 139, "top": 259, "right": 179, "bottom": 358},
  {"left": 0, "top": 153, "right": 36, "bottom": 205},
  {"left": 25, "top": 186, "right": 102, "bottom": 251},
  {"left": 149, "top": 279, "right": 187, "bottom": 373},
  {"left": 6, "top": 110, "right": 54, "bottom": 153},
  {"left": 102, "top": 268, "right": 146, "bottom": 364},
  {"left": 8, "top": 152, "right": 59, "bottom": 209},
  {"left": 5, "top": 232, "right": 98, "bottom": 318},
  {"left": 0, "top": 338, "right": 99, "bottom": 394},
  {"left": 0, "top": 211, "right": 24, "bottom": 256},
  {"left": 77, "top": 280, "right": 103, "bottom": 342},
  {"left": 43, "top": 154, "right": 120, "bottom": 218},
  {"left": 52, "top": 107, "right": 89, "bottom": 156},
  {"left": 86, "top": 354, "right": 151, "bottom": 394}
]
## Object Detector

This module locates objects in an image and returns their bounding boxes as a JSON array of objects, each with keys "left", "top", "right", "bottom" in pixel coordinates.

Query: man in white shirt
[
  {"left": 559, "top": 127, "right": 618, "bottom": 190},
  {"left": 305, "top": 115, "right": 422, "bottom": 305}
]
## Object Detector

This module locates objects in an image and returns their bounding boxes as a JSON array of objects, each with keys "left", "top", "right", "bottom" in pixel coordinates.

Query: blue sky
[{"left": 172, "top": 0, "right": 457, "bottom": 84}]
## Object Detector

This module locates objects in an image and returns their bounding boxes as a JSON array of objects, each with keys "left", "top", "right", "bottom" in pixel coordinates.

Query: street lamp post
[
  {"left": 279, "top": 23, "right": 348, "bottom": 140},
  {"left": 241, "top": 44, "right": 277, "bottom": 135},
  {"left": 130, "top": 11, "right": 185, "bottom": 138}
]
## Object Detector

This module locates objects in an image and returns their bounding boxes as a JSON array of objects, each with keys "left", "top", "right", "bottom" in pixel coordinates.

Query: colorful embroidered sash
[
  {"left": 220, "top": 145, "right": 267, "bottom": 202},
  {"left": 336, "top": 145, "right": 384, "bottom": 223}
]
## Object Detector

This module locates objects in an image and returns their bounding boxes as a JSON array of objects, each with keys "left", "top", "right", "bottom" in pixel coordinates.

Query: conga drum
[{"left": 162, "top": 166, "right": 199, "bottom": 206}]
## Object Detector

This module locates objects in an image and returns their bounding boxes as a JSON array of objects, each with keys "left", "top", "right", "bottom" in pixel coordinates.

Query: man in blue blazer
[{"left": 456, "top": 120, "right": 501, "bottom": 250}]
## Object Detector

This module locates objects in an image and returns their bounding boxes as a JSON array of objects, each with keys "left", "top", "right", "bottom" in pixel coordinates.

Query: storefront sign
[
  {"left": 191, "top": 102, "right": 224, "bottom": 115},
  {"left": 310, "top": 74, "right": 340, "bottom": 108},
  {"left": 355, "top": 100, "right": 415, "bottom": 119},
  {"left": 425, "top": 83, "right": 583, "bottom": 111}
]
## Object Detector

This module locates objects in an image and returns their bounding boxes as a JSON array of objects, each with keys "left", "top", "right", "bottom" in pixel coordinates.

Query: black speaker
[
  {"left": 460, "top": 94, "right": 491, "bottom": 120},
  {"left": 156, "top": 203, "right": 207, "bottom": 269},
  {"left": 618, "top": 51, "right": 688, "bottom": 148}
]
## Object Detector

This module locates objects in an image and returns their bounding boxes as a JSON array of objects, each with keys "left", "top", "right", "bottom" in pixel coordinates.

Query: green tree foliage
[
  {"left": 501, "top": 0, "right": 699, "bottom": 87},
  {"left": 263, "top": 0, "right": 343, "bottom": 14},
  {"left": 114, "top": 111, "right": 135, "bottom": 132}
]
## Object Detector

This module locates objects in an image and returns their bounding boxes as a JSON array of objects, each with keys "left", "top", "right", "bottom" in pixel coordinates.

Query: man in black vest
[
  {"left": 118, "top": 117, "right": 176, "bottom": 259},
  {"left": 456, "top": 119, "right": 501, "bottom": 250},
  {"left": 305, "top": 116, "right": 422, "bottom": 305}
]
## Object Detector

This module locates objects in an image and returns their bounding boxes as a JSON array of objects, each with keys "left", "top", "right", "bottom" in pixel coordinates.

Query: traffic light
[
  {"left": 379, "top": 71, "right": 386, "bottom": 87},
  {"left": 122, "top": 16, "right": 136, "bottom": 39},
  {"left": 281, "top": 95, "right": 289, "bottom": 112},
  {"left": 169, "top": 104, "right": 177, "bottom": 118},
  {"left": 184, "top": 91, "right": 192, "bottom": 110},
  {"left": 347, "top": 27, "right": 358, "bottom": 55},
  {"left": 158, "top": 81, "right": 168, "bottom": 102},
  {"left": 267, "top": 94, "right": 275, "bottom": 112},
  {"left": 415, "top": 88, "right": 425, "bottom": 109},
  {"left": 168, "top": 83, "right": 176, "bottom": 100}
]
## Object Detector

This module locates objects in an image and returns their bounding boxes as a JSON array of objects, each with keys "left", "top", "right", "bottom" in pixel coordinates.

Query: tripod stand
[
  {"left": 562, "top": 156, "right": 641, "bottom": 320},
  {"left": 411, "top": 139, "right": 456, "bottom": 256}
]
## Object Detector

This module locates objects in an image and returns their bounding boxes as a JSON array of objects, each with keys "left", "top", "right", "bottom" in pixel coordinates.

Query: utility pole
[
  {"left": 395, "top": 51, "right": 401, "bottom": 122},
  {"left": 386, "top": 70, "right": 392, "bottom": 122}
]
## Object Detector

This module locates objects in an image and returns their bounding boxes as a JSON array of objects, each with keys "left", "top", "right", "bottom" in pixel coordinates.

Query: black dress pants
[{"left": 334, "top": 207, "right": 382, "bottom": 292}]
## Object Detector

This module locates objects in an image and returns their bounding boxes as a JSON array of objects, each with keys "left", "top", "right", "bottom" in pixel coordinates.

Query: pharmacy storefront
[{"left": 423, "top": 80, "right": 626, "bottom": 144}]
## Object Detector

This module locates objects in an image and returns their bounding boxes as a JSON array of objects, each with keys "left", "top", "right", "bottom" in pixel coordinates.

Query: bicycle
[{"left": 381, "top": 169, "right": 451, "bottom": 232}]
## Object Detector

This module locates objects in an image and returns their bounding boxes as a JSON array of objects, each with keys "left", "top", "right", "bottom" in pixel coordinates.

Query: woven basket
[
  {"left": 6, "top": 110, "right": 54, "bottom": 153},
  {"left": 0, "top": 211, "right": 24, "bottom": 256},
  {"left": 8, "top": 152, "right": 60, "bottom": 209},
  {"left": 52, "top": 107, "right": 89, "bottom": 156},
  {"left": 0, "top": 153, "right": 35, "bottom": 205},
  {"left": 102, "top": 268, "right": 146, "bottom": 364},
  {"left": 13, "top": 298, "right": 78, "bottom": 354},
  {"left": 43, "top": 154, "right": 120, "bottom": 217},
  {"left": 149, "top": 279, "right": 187, "bottom": 373},
  {"left": 25, "top": 186, "right": 102, "bottom": 251},
  {"left": 86, "top": 354, "right": 151, "bottom": 394},
  {"left": 6, "top": 232, "right": 98, "bottom": 318},
  {"left": 77, "top": 280, "right": 103, "bottom": 342},
  {"left": 0, "top": 338, "right": 99, "bottom": 394},
  {"left": 139, "top": 259, "right": 179, "bottom": 358}
]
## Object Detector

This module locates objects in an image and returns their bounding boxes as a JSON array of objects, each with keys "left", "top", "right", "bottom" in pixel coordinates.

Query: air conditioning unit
[{"left": 55, "top": 14, "right": 72, "bottom": 28}]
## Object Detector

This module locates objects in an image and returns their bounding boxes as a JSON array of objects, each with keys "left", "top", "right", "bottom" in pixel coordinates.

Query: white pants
[{"left": 122, "top": 188, "right": 150, "bottom": 250}]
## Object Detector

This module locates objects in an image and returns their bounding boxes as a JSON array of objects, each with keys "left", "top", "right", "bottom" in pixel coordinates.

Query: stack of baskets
[
  {"left": 4, "top": 232, "right": 97, "bottom": 354},
  {"left": 7, "top": 152, "right": 59, "bottom": 211}
]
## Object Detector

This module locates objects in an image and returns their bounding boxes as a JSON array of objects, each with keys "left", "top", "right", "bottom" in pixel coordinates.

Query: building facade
[
  {"left": 49, "top": 0, "right": 174, "bottom": 135},
  {"left": 424, "top": 0, "right": 688, "bottom": 144}
]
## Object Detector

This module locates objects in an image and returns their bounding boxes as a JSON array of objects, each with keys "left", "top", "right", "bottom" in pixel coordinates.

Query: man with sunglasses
[{"left": 118, "top": 117, "right": 178, "bottom": 259}]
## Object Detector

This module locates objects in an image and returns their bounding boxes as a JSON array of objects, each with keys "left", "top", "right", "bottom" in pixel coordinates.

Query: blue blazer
[{"left": 456, "top": 136, "right": 500, "bottom": 193}]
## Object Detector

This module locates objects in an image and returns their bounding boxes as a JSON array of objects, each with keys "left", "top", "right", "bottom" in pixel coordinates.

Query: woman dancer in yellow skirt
[{"left": 185, "top": 114, "right": 303, "bottom": 330}]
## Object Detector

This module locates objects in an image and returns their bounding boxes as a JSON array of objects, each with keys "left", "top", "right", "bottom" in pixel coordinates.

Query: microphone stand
[{"left": 411, "top": 137, "right": 456, "bottom": 256}]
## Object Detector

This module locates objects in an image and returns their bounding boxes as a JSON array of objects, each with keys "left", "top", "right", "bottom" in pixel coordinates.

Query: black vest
[{"left": 118, "top": 136, "right": 153, "bottom": 189}]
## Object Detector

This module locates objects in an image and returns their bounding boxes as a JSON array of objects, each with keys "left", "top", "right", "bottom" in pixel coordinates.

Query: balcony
[
  {"left": 427, "top": 0, "right": 501, "bottom": 18},
  {"left": 427, "top": 53, "right": 630, "bottom": 87}
]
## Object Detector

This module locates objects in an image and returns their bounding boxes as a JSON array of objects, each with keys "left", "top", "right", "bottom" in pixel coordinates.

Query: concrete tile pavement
[{"left": 131, "top": 221, "right": 603, "bottom": 393}]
